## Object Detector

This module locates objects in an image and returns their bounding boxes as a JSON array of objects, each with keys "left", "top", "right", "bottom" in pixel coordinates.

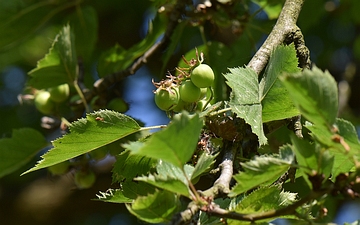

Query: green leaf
[
  {"left": 28, "top": 24, "right": 77, "bottom": 89},
  {"left": 280, "top": 66, "right": 338, "bottom": 127},
  {"left": 0, "top": 1, "right": 56, "bottom": 50},
  {"left": 205, "top": 42, "right": 233, "bottom": 102},
  {"left": 136, "top": 160, "right": 191, "bottom": 197},
  {"left": 126, "top": 190, "right": 180, "bottom": 224},
  {"left": 124, "top": 112, "right": 203, "bottom": 169},
  {"left": 0, "top": 128, "right": 47, "bottom": 178},
  {"left": 260, "top": 44, "right": 300, "bottom": 122},
  {"left": 305, "top": 118, "right": 360, "bottom": 180},
  {"left": 229, "top": 146, "right": 293, "bottom": 197},
  {"left": 96, "top": 181, "right": 156, "bottom": 204},
  {"left": 251, "top": 0, "right": 284, "bottom": 20},
  {"left": 112, "top": 150, "right": 157, "bottom": 183},
  {"left": 290, "top": 134, "right": 334, "bottom": 181},
  {"left": 228, "top": 186, "right": 297, "bottom": 224},
  {"left": 191, "top": 152, "right": 217, "bottom": 182},
  {"left": 22, "top": 110, "right": 141, "bottom": 175},
  {"left": 161, "top": 21, "right": 186, "bottom": 75},
  {"left": 122, "top": 181, "right": 156, "bottom": 200},
  {"left": 224, "top": 67, "right": 267, "bottom": 145},
  {"left": 97, "top": 13, "right": 164, "bottom": 77},
  {"left": 96, "top": 189, "right": 133, "bottom": 204},
  {"left": 67, "top": 6, "right": 98, "bottom": 61}
]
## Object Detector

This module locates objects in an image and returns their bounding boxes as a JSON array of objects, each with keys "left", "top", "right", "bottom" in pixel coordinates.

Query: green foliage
[
  {"left": 191, "top": 152, "right": 217, "bottom": 182},
  {"left": 0, "top": 128, "right": 47, "bottom": 178},
  {"left": 112, "top": 150, "right": 157, "bottom": 182},
  {"left": 260, "top": 44, "right": 301, "bottom": 122},
  {"left": 22, "top": 110, "right": 141, "bottom": 174},
  {"left": 97, "top": 14, "right": 164, "bottom": 77},
  {"left": 224, "top": 66, "right": 266, "bottom": 144},
  {"left": 66, "top": 6, "right": 98, "bottom": 61},
  {"left": 281, "top": 67, "right": 360, "bottom": 181},
  {"left": 0, "top": 0, "right": 69, "bottom": 50},
  {"left": 290, "top": 135, "right": 334, "bottom": 186},
  {"left": 230, "top": 146, "right": 294, "bottom": 197},
  {"left": 124, "top": 112, "right": 203, "bottom": 169},
  {"left": 224, "top": 44, "right": 300, "bottom": 145},
  {"left": 252, "top": 0, "right": 284, "bottom": 19},
  {"left": 228, "top": 186, "right": 297, "bottom": 224},
  {"left": 280, "top": 66, "right": 338, "bottom": 127},
  {"left": 136, "top": 161, "right": 191, "bottom": 197},
  {"left": 28, "top": 24, "right": 77, "bottom": 89},
  {"left": 126, "top": 190, "right": 180, "bottom": 224}
]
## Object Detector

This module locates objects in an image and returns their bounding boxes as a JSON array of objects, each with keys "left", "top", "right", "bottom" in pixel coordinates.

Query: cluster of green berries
[
  {"left": 34, "top": 83, "right": 70, "bottom": 115},
  {"left": 153, "top": 61, "right": 215, "bottom": 113}
]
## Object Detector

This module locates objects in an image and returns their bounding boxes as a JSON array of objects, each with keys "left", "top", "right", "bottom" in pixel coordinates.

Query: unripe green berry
[
  {"left": 154, "top": 87, "right": 179, "bottom": 111},
  {"left": 48, "top": 161, "right": 71, "bottom": 175},
  {"left": 191, "top": 64, "right": 215, "bottom": 88},
  {"left": 179, "top": 80, "right": 201, "bottom": 103},
  {"left": 74, "top": 170, "right": 96, "bottom": 189},
  {"left": 107, "top": 98, "right": 129, "bottom": 113},
  {"left": 34, "top": 90, "right": 55, "bottom": 115},
  {"left": 49, "top": 83, "right": 70, "bottom": 103},
  {"left": 89, "top": 146, "right": 108, "bottom": 161}
]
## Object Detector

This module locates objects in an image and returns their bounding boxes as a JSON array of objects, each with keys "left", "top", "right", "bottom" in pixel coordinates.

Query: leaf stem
[
  {"left": 203, "top": 87, "right": 214, "bottom": 110},
  {"left": 140, "top": 125, "right": 167, "bottom": 131},
  {"left": 208, "top": 107, "right": 232, "bottom": 117},
  {"left": 73, "top": 80, "right": 90, "bottom": 113}
]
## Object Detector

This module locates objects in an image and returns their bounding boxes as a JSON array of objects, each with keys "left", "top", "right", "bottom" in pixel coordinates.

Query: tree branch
[
  {"left": 203, "top": 141, "right": 238, "bottom": 196},
  {"left": 247, "top": 0, "right": 305, "bottom": 74}
]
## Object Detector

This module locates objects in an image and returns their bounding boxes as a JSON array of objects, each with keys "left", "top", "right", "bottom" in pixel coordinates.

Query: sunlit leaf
[
  {"left": 228, "top": 186, "right": 297, "bottom": 224},
  {"left": 28, "top": 24, "right": 77, "bottom": 89},
  {"left": 95, "top": 189, "right": 133, "bottom": 204},
  {"left": 126, "top": 190, "right": 180, "bottom": 224},
  {"left": 280, "top": 66, "right": 338, "bottom": 127},
  {"left": 22, "top": 110, "right": 141, "bottom": 175},
  {"left": 229, "top": 146, "right": 294, "bottom": 197},
  {"left": 224, "top": 66, "right": 267, "bottom": 145},
  {"left": 0, "top": 128, "right": 47, "bottom": 178},
  {"left": 124, "top": 112, "right": 203, "bottom": 168},
  {"left": 260, "top": 44, "right": 300, "bottom": 122}
]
